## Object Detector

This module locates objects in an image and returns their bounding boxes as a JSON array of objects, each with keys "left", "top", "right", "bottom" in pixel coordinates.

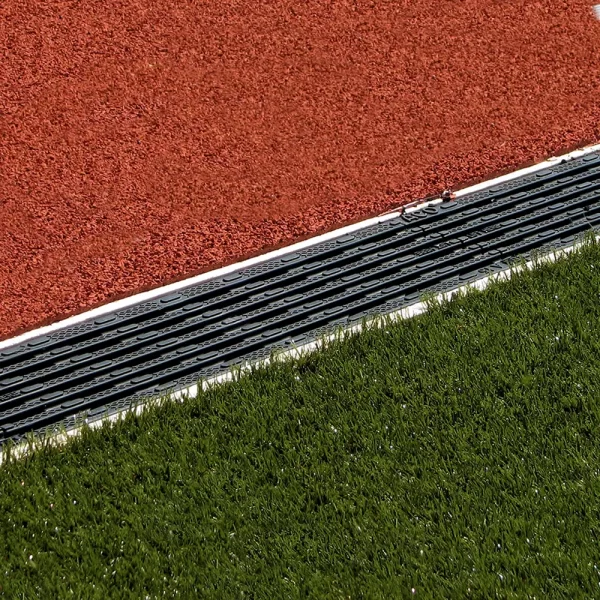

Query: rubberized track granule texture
[
  {"left": 1, "top": 152, "right": 600, "bottom": 444},
  {"left": 1, "top": 1, "right": 600, "bottom": 341}
]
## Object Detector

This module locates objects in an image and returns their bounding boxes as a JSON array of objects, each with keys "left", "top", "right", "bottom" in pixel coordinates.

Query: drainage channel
[{"left": 1, "top": 151, "right": 600, "bottom": 445}]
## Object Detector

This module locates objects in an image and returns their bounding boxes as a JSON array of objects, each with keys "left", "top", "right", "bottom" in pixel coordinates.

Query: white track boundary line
[
  {"left": 1, "top": 142, "right": 599, "bottom": 352},
  {"left": 453, "top": 143, "right": 600, "bottom": 198},
  {"left": 2, "top": 234, "right": 596, "bottom": 465}
]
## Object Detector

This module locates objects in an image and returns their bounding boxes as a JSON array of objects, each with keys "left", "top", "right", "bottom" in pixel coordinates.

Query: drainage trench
[{"left": 1, "top": 152, "right": 599, "bottom": 444}]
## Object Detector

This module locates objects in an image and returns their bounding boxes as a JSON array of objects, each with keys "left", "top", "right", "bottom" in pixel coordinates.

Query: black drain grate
[{"left": 2, "top": 152, "right": 600, "bottom": 444}]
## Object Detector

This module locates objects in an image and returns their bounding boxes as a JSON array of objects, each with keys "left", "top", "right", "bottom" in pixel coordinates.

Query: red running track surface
[{"left": 1, "top": 0, "right": 600, "bottom": 340}]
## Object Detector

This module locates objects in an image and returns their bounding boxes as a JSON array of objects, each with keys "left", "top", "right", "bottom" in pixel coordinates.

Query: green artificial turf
[{"left": 3, "top": 240, "right": 600, "bottom": 598}]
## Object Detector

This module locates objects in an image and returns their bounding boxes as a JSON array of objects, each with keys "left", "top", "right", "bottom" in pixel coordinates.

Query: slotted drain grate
[{"left": 1, "top": 152, "right": 600, "bottom": 444}]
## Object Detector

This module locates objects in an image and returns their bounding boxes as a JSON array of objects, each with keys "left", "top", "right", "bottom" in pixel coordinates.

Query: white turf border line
[
  {"left": 2, "top": 234, "right": 598, "bottom": 465},
  {"left": 1, "top": 142, "right": 600, "bottom": 353}
]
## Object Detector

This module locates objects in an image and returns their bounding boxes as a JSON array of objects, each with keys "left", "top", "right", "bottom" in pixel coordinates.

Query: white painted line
[
  {"left": 593, "top": 4, "right": 600, "bottom": 20},
  {"left": 2, "top": 234, "right": 597, "bottom": 465},
  {"left": 453, "top": 143, "right": 600, "bottom": 198},
  {"left": 1, "top": 142, "right": 599, "bottom": 352}
]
